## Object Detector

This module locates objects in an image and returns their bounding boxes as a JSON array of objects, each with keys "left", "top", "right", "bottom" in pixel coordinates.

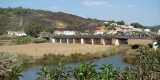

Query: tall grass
[
  {"left": 102, "top": 45, "right": 131, "bottom": 57},
  {"left": 40, "top": 45, "right": 131, "bottom": 64}
]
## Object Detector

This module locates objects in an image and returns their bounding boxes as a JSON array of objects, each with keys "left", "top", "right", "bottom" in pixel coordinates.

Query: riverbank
[{"left": 0, "top": 44, "right": 131, "bottom": 78}]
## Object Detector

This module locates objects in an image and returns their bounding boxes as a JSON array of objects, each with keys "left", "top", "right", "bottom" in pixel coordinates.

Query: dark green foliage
[
  {"left": 130, "top": 22, "right": 144, "bottom": 28},
  {"left": 107, "top": 25, "right": 116, "bottom": 30},
  {"left": 24, "top": 22, "right": 43, "bottom": 37},
  {"left": 104, "top": 23, "right": 110, "bottom": 27},
  {"left": 0, "top": 36, "right": 11, "bottom": 40},
  {"left": 0, "top": 30, "right": 3, "bottom": 35},
  {"left": 10, "top": 36, "right": 32, "bottom": 45},
  {"left": 116, "top": 20, "right": 125, "bottom": 25},
  {"left": 45, "top": 26, "right": 54, "bottom": 33}
]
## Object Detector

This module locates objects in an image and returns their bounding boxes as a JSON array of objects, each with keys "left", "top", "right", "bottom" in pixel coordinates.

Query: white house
[
  {"left": 54, "top": 30, "right": 63, "bottom": 35},
  {"left": 94, "top": 30, "right": 104, "bottom": 35},
  {"left": 144, "top": 29, "right": 151, "bottom": 32},
  {"left": 7, "top": 31, "right": 26, "bottom": 36},
  {"left": 107, "top": 30, "right": 117, "bottom": 34},
  {"left": 63, "top": 31, "right": 75, "bottom": 35},
  {"left": 15, "top": 31, "right": 27, "bottom": 36}
]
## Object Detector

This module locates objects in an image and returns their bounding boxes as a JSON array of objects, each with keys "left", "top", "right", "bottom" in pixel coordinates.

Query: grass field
[{"left": 0, "top": 43, "right": 113, "bottom": 57}]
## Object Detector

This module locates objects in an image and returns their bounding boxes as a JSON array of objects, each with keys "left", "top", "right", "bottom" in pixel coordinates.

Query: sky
[{"left": 0, "top": 0, "right": 160, "bottom": 26}]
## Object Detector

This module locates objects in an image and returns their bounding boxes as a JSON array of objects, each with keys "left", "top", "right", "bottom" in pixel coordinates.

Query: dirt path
[{"left": 0, "top": 43, "right": 113, "bottom": 57}]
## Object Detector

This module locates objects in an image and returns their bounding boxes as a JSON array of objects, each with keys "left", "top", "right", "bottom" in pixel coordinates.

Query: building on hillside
[
  {"left": 132, "top": 28, "right": 142, "bottom": 31},
  {"left": 107, "top": 30, "right": 117, "bottom": 34},
  {"left": 63, "top": 31, "right": 75, "bottom": 35},
  {"left": 94, "top": 30, "right": 105, "bottom": 35},
  {"left": 7, "top": 31, "right": 26, "bottom": 36},
  {"left": 104, "top": 22, "right": 109, "bottom": 24},
  {"left": 128, "top": 26, "right": 134, "bottom": 29},
  {"left": 144, "top": 29, "right": 151, "bottom": 32},
  {"left": 15, "top": 31, "right": 27, "bottom": 36},
  {"left": 111, "top": 23, "right": 117, "bottom": 26},
  {"left": 120, "top": 25, "right": 129, "bottom": 29},
  {"left": 7, "top": 31, "right": 16, "bottom": 36},
  {"left": 54, "top": 30, "right": 63, "bottom": 35}
]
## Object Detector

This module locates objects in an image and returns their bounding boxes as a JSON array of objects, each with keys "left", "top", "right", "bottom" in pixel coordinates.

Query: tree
[
  {"left": 116, "top": 21, "right": 125, "bottom": 25},
  {"left": 24, "top": 22, "right": 43, "bottom": 37},
  {"left": 45, "top": 26, "right": 54, "bottom": 33},
  {"left": 0, "top": 30, "right": 3, "bottom": 35},
  {"left": 130, "top": 22, "right": 144, "bottom": 28}
]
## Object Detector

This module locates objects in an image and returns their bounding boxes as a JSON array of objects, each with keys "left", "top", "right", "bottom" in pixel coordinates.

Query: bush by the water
[{"left": 0, "top": 51, "right": 33, "bottom": 78}]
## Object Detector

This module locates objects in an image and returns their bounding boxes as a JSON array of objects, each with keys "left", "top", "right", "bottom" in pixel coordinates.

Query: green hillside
[{"left": 0, "top": 7, "right": 102, "bottom": 33}]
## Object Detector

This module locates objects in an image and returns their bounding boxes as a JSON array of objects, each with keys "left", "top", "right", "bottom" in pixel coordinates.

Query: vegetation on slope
[{"left": 0, "top": 7, "right": 101, "bottom": 33}]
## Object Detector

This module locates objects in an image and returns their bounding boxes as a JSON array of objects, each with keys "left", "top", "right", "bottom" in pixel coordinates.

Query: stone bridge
[{"left": 41, "top": 31, "right": 159, "bottom": 48}]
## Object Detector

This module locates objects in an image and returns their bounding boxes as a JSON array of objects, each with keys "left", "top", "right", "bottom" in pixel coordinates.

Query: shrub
[
  {"left": 0, "top": 51, "right": 33, "bottom": 77},
  {"left": 10, "top": 36, "right": 32, "bottom": 45},
  {"left": 31, "top": 38, "right": 47, "bottom": 43},
  {"left": 0, "top": 36, "right": 11, "bottom": 40}
]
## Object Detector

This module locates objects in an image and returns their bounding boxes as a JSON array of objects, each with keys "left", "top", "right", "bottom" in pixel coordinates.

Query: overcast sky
[{"left": 0, "top": 0, "right": 160, "bottom": 26}]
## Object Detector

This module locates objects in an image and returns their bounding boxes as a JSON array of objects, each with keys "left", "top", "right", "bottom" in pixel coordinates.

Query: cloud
[
  {"left": 127, "top": 5, "right": 136, "bottom": 8},
  {"left": 83, "top": 1, "right": 107, "bottom": 7}
]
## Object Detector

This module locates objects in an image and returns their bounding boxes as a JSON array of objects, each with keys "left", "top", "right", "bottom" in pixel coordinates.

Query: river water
[{"left": 20, "top": 54, "right": 135, "bottom": 80}]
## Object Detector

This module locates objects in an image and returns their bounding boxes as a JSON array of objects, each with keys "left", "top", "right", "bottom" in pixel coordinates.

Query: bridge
[{"left": 41, "top": 31, "right": 159, "bottom": 49}]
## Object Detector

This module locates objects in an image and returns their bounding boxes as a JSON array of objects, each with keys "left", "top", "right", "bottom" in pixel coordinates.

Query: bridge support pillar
[
  {"left": 60, "top": 38, "right": 62, "bottom": 43},
  {"left": 103, "top": 38, "right": 105, "bottom": 45},
  {"left": 73, "top": 38, "right": 75, "bottom": 44},
  {"left": 81, "top": 38, "right": 84, "bottom": 44},
  {"left": 115, "top": 39, "right": 119, "bottom": 46},
  {"left": 153, "top": 41, "right": 158, "bottom": 50},
  {"left": 91, "top": 39, "right": 94, "bottom": 45},
  {"left": 51, "top": 38, "right": 55, "bottom": 43},
  {"left": 67, "top": 38, "right": 69, "bottom": 44}
]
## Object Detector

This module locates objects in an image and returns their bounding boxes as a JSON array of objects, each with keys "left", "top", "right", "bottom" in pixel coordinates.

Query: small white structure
[
  {"left": 94, "top": 30, "right": 104, "bottom": 35},
  {"left": 63, "top": 31, "right": 75, "bottom": 35},
  {"left": 8, "top": 31, "right": 26, "bottom": 36},
  {"left": 54, "top": 30, "right": 63, "bottom": 35},
  {"left": 104, "top": 22, "right": 109, "bottom": 24},
  {"left": 111, "top": 23, "right": 117, "bottom": 26},
  {"left": 8, "top": 31, "right": 16, "bottom": 36},
  {"left": 158, "top": 29, "right": 160, "bottom": 34},
  {"left": 128, "top": 26, "right": 134, "bottom": 29},
  {"left": 144, "top": 29, "right": 151, "bottom": 32}
]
